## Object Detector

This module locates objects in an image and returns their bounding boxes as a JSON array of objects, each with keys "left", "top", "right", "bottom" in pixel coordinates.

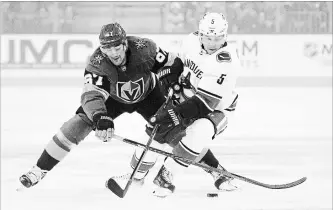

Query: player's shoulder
[
  {"left": 215, "top": 42, "right": 239, "bottom": 63},
  {"left": 182, "top": 32, "right": 200, "bottom": 46},
  {"left": 86, "top": 47, "right": 108, "bottom": 74},
  {"left": 178, "top": 32, "right": 200, "bottom": 54},
  {"left": 127, "top": 36, "right": 157, "bottom": 55}
]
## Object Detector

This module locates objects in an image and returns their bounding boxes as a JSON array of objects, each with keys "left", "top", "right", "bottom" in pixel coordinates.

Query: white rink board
[
  {"left": 1, "top": 34, "right": 332, "bottom": 77},
  {"left": 1, "top": 79, "right": 332, "bottom": 210}
]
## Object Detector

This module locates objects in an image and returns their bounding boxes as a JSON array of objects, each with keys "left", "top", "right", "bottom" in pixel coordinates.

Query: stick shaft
[{"left": 113, "top": 134, "right": 307, "bottom": 189}]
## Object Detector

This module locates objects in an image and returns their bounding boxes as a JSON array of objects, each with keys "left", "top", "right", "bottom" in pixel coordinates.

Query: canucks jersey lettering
[
  {"left": 183, "top": 59, "right": 203, "bottom": 79},
  {"left": 177, "top": 33, "right": 239, "bottom": 112}
]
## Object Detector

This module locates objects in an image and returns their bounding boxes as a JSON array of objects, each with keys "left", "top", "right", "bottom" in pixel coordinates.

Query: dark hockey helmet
[{"left": 99, "top": 23, "right": 126, "bottom": 48}]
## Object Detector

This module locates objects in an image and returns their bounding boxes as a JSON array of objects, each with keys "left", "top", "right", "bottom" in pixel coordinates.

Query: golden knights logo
[{"left": 116, "top": 78, "right": 144, "bottom": 102}]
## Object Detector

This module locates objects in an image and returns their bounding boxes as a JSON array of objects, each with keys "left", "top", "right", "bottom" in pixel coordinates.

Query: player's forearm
[{"left": 81, "top": 92, "right": 108, "bottom": 122}]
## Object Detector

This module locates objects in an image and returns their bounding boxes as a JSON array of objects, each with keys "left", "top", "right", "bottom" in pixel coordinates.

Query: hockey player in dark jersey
[
  {"left": 111, "top": 12, "right": 239, "bottom": 198},
  {"left": 18, "top": 22, "right": 183, "bottom": 189}
]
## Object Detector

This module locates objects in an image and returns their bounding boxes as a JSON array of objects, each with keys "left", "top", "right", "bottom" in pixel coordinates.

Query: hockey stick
[
  {"left": 106, "top": 89, "right": 174, "bottom": 198},
  {"left": 106, "top": 125, "right": 159, "bottom": 198},
  {"left": 111, "top": 135, "right": 307, "bottom": 190}
]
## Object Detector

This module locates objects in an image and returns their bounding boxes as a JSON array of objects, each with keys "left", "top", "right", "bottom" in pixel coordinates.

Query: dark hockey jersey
[{"left": 81, "top": 36, "right": 177, "bottom": 121}]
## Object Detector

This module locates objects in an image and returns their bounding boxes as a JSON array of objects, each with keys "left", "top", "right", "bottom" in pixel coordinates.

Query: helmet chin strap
[
  {"left": 120, "top": 55, "right": 127, "bottom": 66},
  {"left": 198, "top": 36, "right": 207, "bottom": 55}
]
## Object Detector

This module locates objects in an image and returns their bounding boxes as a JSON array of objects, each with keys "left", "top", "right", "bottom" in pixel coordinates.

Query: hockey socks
[
  {"left": 172, "top": 141, "right": 219, "bottom": 169},
  {"left": 130, "top": 150, "right": 157, "bottom": 180},
  {"left": 36, "top": 150, "right": 59, "bottom": 171},
  {"left": 37, "top": 131, "right": 74, "bottom": 171},
  {"left": 171, "top": 140, "right": 200, "bottom": 167},
  {"left": 195, "top": 148, "right": 219, "bottom": 168}
]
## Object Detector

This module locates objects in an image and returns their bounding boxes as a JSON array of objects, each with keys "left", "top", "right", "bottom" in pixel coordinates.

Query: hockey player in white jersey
[
  {"left": 109, "top": 12, "right": 240, "bottom": 197},
  {"left": 150, "top": 12, "right": 240, "bottom": 197}
]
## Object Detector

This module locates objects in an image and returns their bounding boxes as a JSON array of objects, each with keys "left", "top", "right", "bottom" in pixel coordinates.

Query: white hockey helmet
[
  {"left": 198, "top": 12, "right": 228, "bottom": 54},
  {"left": 199, "top": 12, "right": 228, "bottom": 38}
]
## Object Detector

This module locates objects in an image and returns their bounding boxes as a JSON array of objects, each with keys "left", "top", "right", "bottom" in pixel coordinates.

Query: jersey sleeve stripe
[
  {"left": 197, "top": 87, "right": 222, "bottom": 100},
  {"left": 83, "top": 83, "right": 110, "bottom": 101},
  {"left": 195, "top": 95, "right": 214, "bottom": 112},
  {"left": 230, "top": 94, "right": 238, "bottom": 105},
  {"left": 225, "top": 94, "right": 238, "bottom": 111}
]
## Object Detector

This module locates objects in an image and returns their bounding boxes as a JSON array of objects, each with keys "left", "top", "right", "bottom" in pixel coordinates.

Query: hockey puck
[{"left": 207, "top": 193, "right": 218, "bottom": 197}]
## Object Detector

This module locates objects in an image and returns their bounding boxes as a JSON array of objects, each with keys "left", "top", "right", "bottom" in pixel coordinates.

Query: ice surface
[{"left": 1, "top": 74, "right": 332, "bottom": 210}]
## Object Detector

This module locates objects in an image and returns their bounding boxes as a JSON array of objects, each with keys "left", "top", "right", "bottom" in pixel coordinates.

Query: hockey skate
[
  {"left": 18, "top": 165, "right": 48, "bottom": 189},
  {"left": 152, "top": 165, "right": 175, "bottom": 198},
  {"left": 209, "top": 164, "right": 238, "bottom": 191}
]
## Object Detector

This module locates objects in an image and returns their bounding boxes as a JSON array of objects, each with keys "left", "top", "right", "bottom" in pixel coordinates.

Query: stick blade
[
  {"left": 262, "top": 176, "right": 307, "bottom": 189},
  {"left": 277, "top": 176, "right": 307, "bottom": 189},
  {"left": 106, "top": 178, "right": 125, "bottom": 198}
]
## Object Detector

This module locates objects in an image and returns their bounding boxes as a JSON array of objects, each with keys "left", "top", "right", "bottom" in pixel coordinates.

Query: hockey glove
[
  {"left": 93, "top": 113, "right": 114, "bottom": 142},
  {"left": 150, "top": 107, "right": 180, "bottom": 127},
  {"left": 146, "top": 99, "right": 186, "bottom": 146},
  {"left": 151, "top": 95, "right": 211, "bottom": 127},
  {"left": 157, "top": 57, "right": 183, "bottom": 95}
]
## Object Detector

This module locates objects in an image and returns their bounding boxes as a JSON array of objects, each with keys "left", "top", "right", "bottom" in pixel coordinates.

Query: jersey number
[
  {"left": 217, "top": 74, "right": 226, "bottom": 85},
  {"left": 85, "top": 73, "right": 103, "bottom": 86}
]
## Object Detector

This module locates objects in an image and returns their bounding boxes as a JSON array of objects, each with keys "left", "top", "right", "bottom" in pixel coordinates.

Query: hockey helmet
[
  {"left": 99, "top": 23, "right": 127, "bottom": 48},
  {"left": 199, "top": 12, "right": 228, "bottom": 38}
]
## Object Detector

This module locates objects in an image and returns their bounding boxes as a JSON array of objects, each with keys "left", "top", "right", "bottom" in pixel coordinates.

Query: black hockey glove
[
  {"left": 93, "top": 113, "right": 114, "bottom": 142},
  {"left": 157, "top": 57, "right": 183, "bottom": 95},
  {"left": 147, "top": 99, "right": 187, "bottom": 146},
  {"left": 150, "top": 107, "right": 180, "bottom": 127},
  {"left": 151, "top": 95, "right": 211, "bottom": 127}
]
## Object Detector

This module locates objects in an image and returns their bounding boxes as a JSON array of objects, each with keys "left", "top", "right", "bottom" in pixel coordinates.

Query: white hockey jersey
[{"left": 176, "top": 32, "right": 240, "bottom": 112}]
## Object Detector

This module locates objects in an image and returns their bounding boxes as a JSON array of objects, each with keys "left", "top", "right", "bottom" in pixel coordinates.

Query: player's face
[
  {"left": 100, "top": 44, "right": 126, "bottom": 66},
  {"left": 200, "top": 34, "right": 226, "bottom": 55}
]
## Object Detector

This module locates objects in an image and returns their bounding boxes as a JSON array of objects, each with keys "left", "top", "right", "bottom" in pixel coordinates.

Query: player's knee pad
[
  {"left": 206, "top": 111, "right": 228, "bottom": 139},
  {"left": 170, "top": 118, "right": 214, "bottom": 167},
  {"left": 182, "top": 118, "right": 215, "bottom": 150}
]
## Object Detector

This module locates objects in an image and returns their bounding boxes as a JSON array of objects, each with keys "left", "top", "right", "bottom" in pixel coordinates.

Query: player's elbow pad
[
  {"left": 175, "top": 96, "right": 211, "bottom": 120},
  {"left": 171, "top": 57, "right": 184, "bottom": 76},
  {"left": 81, "top": 93, "right": 107, "bottom": 121}
]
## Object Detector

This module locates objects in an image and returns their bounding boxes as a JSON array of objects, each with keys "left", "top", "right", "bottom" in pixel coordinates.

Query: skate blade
[
  {"left": 16, "top": 185, "right": 26, "bottom": 192},
  {"left": 152, "top": 188, "right": 173, "bottom": 198},
  {"left": 16, "top": 180, "right": 28, "bottom": 192}
]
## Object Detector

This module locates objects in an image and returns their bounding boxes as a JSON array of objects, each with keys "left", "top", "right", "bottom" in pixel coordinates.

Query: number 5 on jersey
[{"left": 217, "top": 74, "right": 226, "bottom": 85}]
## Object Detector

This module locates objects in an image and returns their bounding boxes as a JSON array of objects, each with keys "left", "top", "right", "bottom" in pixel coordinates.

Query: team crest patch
[
  {"left": 216, "top": 51, "right": 232, "bottom": 63},
  {"left": 134, "top": 39, "right": 148, "bottom": 49},
  {"left": 91, "top": 54, "right": 104, "bottom": 66},
  {"left": 116, "top": 78, "right": 144, "bottom": 102}
]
